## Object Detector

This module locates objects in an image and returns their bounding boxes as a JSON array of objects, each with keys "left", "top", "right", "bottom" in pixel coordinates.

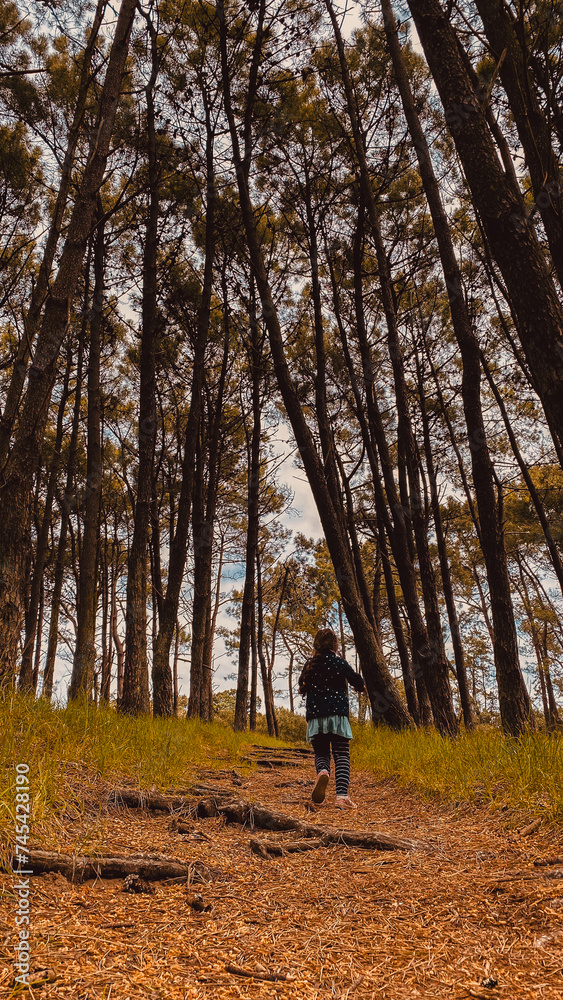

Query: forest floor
[{"left": 1, "top": 753, "right": 562, "bottom": 1000}]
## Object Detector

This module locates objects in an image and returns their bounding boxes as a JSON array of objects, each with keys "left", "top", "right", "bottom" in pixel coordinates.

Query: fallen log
[
  {"left": 194, "top": 796, "right": 424, "bottom": 851},
  {"left": 12, "top": 849, "right": 210, "bottom": 884}
]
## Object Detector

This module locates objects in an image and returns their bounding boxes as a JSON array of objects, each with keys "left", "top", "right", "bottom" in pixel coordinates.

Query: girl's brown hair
[{"left": 298, "top": 629, "right": 338, "bottom": 695}]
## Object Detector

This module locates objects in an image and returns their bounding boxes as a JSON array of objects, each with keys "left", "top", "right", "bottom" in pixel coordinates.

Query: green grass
[
  {"left": 351, "top": 723, "right": 563, "bottom": 822},
  {"left": 0, "top": 693, "right": 282, "bottom": 850}
]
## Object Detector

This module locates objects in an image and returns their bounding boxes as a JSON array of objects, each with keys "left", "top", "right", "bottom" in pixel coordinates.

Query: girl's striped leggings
[{"left": 311, "top": 733, "right": 351, "bottom": 796}]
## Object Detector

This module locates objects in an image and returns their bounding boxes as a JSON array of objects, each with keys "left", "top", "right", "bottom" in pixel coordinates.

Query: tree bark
[
  {"left": 0, "top": 0, "right": 138, "bottom": 687},
  {"left": 472, "top": 0, "right": 563, "bottom": 287},
  {"left": 256, "top": 549, "right": 278, "bottom": 737},
  {"left": 19, "top": 351, "right": 72, "bottom": 690},
  {"left": 0, "top": 0, "right": 107, "bottom": 466},
  {"left": 234, "top": 285, "right": 261, "bottom": 731},
  {"left": 120, "top": 20, "right": 161, "bottom": 717},
  {"left": 70, "top": 204, "right": 105, "bottom": 701}
]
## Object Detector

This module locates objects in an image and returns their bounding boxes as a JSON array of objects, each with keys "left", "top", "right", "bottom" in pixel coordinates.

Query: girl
[{"left": 298, "top": 628, "right": 366, "bottom": 808}]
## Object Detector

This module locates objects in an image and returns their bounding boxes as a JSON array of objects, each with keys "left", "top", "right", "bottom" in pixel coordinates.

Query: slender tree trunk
[
  {"left": 100, "top": 528, "right": 111, "bottom": 703},
  {"left": 0, "top": 0, "right": 107, "bottom": 465},
  {"left": 472, "top": 0, "right": 563, "bottom": 287},
  {"left": 19, "top": 352, "right": 72, "bottom": 690},
  {"left": 70, "top": 205, "right": 105, "bottom": 701},
  {"left": 173, "top": 619, "right": 180, "bottom": 716},
  {"left": 0, "top": 0, "right": 138, "bottom": 687},
  {"left": 218, "top": 0, "right": 410, "bottom": 730},
  {"left": 120, "top": 24, "right": 161, "bottom": 717},
  {"left": 256, "top": 551, "right": 277, "bottom": 737},
  {"left": 42, "top": 330, "right": 85, "bottom": 701},
  {"left": 415, "top": 352, "right": 474, "bottom": 729},
  {"left": 151, "top": 106, "right": 216, "bottom": 716},
  {"left": 249, "top": 604, "right": 258, "bottom": 731},
  {"left": 188, "top": 305, "right": 229, "bottom": 722},
  {"left": 188, "top": 435, "right": 206, "bottom": 719},
  {"left": 234, "top": 285, "right": 261, "bottom": 731},
  {"left": 405, "top": 0, "right": 563, "bottom": 455},
  {"left": 30, "top": 575, "right": 44, "bottom": 693},
  {"left": 112, "top": 558, "right": 124, "bottom": 703}
]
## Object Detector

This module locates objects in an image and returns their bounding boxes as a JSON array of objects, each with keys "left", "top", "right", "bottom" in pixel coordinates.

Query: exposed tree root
[
  {"left": 107, "top": 787, "right": 425, "bottom": 851},
  {"left": 195, "top": 796, "right": 424, "bottom": 851},
  {"left": 249, "top": 837, "right": 324, "bottom": 857},
  {"left": 107, "top": 784, "right": 235, "bottom": 813}
]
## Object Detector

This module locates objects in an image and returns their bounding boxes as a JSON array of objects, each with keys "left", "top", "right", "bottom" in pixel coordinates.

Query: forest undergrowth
[{"left": 1, "top": 694, "right": 562, "bottom": 857}]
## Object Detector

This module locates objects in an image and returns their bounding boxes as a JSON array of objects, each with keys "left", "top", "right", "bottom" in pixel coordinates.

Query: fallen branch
[
  {"left": 225, "top": 963, "right": 290, "bottom": 982},
  {"left": 519, "top": 817, "right": 542, "bottom": 836},
  {"left": 13, "top": 850, "right": 210, "bottom": 884}
]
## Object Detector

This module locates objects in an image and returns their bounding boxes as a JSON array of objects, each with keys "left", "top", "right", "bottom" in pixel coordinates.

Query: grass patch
[
  {"left": 351, "top": 723, "right": 563, "bottom": 821},
  {"left": 0, "top": 693, "right": 283, "bottom": 851}
]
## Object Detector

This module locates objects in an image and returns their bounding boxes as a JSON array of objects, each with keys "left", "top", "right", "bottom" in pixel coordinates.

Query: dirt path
[{"left": 1, "top": 758, "right": 562, "bottom": 999}]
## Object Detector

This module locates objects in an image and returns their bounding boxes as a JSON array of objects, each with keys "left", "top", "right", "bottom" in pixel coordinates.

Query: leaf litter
[{"left": 1, "top": 758, "right": 562, "bottom": 999}]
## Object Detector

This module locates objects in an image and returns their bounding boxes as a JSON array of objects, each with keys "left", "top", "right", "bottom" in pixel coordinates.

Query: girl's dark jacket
[{"left": 298, "top": 651, "right": 365, "bottom": 721}]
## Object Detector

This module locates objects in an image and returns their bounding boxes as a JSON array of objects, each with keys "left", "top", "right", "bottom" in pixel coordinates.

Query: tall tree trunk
[
  {"left": 415, "top": 354, "right": 474, "bottom": 729},
  {"left": 188, "top": 435, "right": 207, "bottom": 719},
  {"left": 42, "top": 329, "right": 86, "bottom": 701},
  {"left": 249, "top": 604, "right": 258, "bottom": 731},
  {"left": 0, "top": 0, "right": 138, "bottom": 688},
  {"left": 100, "top": 522, "right": 111, "bottom": 703},
  {"left": 0, "top": 0, "right": 107, "bottom": 465},
  {"left": 32, "top": 578, "right": 45, "bottom": 693},
  {"left": 234, "top": 284, "right": 261, "bottom": 731},
  {"left": 120, "top": 23, "right": 160, "bottom": 717},
  {"left": 217, "top": 0, "right": 410, "bottom": 730},
  {"left": 19, "top": 351, "right": 72, "bottom": 690},
  {"left": 202, "top": 531, "right": 224, "bottom": 722},
  {"left": 151, "top": 99, "right": 216, "bottom": 717},
  {"left": 256, "top": 550, "right": 277, "bottom": 737},
  {"left": 405, "top": 0, "right": 563, "bottom": 456},
  {"left": 70, "top": 204, "right": 105, "bottom": 701},
  {"left": 382, "top": 0, "right": 532, "bottom": 735},
  {"left": 472, "top": 0, "right": 563, "bottom": 287},
  {"left": 188, "top": 302, "right": 229, "bottom": 722}
]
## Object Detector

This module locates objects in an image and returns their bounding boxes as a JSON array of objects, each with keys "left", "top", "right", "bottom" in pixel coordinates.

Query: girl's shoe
[
  {"left": 312, "top": 770, "right": 329, "bottom": 804},
  {"left": 335, "top": 795, "right": 358, "bottom": 809}
]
